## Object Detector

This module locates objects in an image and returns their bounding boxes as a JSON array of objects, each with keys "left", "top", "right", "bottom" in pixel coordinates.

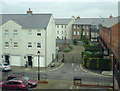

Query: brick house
[
  {"left": 99, "top": 16, "right": 120, "bottom": 90},
  {"left": 72, "top": 16, "right": 107, "bottom": 41}
]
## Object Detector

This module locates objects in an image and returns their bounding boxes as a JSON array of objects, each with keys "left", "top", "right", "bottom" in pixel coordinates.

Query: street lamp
[{"left": 37, "top": 51, "right": 40, "bottom": 81}]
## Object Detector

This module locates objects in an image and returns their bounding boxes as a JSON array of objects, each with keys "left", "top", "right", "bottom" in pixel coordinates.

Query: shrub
[
  {"left": 63, "top": 47, "right": 72, "bottom": 52},
  {"left": 69, "top": 45, "right": 73, "bottom": 49}
]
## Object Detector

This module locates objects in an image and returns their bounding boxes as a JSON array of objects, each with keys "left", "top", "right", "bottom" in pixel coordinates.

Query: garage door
[
  {"left": 33, "top": 56, "right": 45, "bottom": 67},
  {"left": 11, "top": 56, "right": 21, "bottom": 66}
]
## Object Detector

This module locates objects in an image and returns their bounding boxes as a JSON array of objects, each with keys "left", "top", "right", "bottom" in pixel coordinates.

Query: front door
[
  {"left": 5, "top": 55, "right": 9, "bottom": 64},
  {"left": 28, "top": 56, "right": 32, "bottom": 66}
]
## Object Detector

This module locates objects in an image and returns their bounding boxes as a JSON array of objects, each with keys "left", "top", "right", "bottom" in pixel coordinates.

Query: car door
[{"left": 4, "top": 81, "right": 13, "bottom": 90}]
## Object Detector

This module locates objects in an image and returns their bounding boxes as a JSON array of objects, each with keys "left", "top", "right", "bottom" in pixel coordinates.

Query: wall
[{"left": 46, "top": 15, "right": 56, "bottom": 67}]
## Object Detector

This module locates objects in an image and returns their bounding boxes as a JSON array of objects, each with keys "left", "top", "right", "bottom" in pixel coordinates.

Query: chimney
[
  {"left": 27, "top": 8, "right": 32, "bottom": 15},
  {"left": 72, "top": 16, "right": 75, "bottom": 19},
  {"left": 77, "top": 16, "right": 80, "bottom": 19},
  {"left": 109, "top": 14, "right": 113, "bottom": 18}
]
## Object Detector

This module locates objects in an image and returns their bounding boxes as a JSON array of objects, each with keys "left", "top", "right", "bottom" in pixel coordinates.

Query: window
[
  {"left": 57, "top": 25, "right": 59, "bottom": 28},
  {"left": 57, "top": 36, "right": 59, "bottom": 39},
  {"left": 87, "top": 32, "right": 89, "bottom": 36},
  {"left": 5, "top": 30, "right": 8, "bottom": 36},
  {"left": 37, "top": 43, "right": 41, "bottom": 48},
  {"left": 14, "top": 30, "right": 18, "bottom": 36},
  {"left": 65, "top": 25, "right": 66, "bottom": 28},
  {"left": 77, "top": 31, "right": 79, "bottom": 35},
  {"left": 62, "top": 25, "right": 63, "bottom": 28},
  {"left": 83, "top": 31, "right": 85, "bottom": 35},
  {"left": 74, "top": 31, "right": 76, "bottom": 35},
  {"left": 5, "top": 42, "right": 9, "bottom": 48},
  {"left": 77, "top": 26, "right": 79, "bottom": 29},
  {"left": 83, "top": 26, "right": 85, "bottom": 29},
  {"left": 87, "top": 26, "right": 89, "bottom": 29},
  {"left": 57, "top": 31, "right": 59, "bottom": 34},
  {"left": 6, "top": 81, "right": 13, "bottom": 85},
  {"left": 28, "top": 30, "right": 32, "bottom": 35},
  {"left": 28, "top": 42, "right": 32, "bottom": 48},
  {"left": 74, "top": 25, "right": 76, "bottom": 29},
  {"left": 37, "top": 30, "right": 41, "bottom": 36},
  {"left": 14, "top": 42, "right": 18, "bottom": 48}
]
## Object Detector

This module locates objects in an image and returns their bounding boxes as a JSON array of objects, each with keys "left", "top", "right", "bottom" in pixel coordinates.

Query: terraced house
[
  {"left": 55, "top": 17, "right": 75, "bottom": 40},
  {"left": 99, "top": 16, "right": 120, "bottom": 90},
  {"left": 0, "top": 8, "right": 56, "bottom": 67},
  {"left": 72, "top": 16, "right": 108, "bottom": 41}
]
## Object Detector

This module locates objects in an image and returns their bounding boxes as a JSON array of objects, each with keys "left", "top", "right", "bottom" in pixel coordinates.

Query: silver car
[{"left": 0, "top": 62, "right": 12, "bottom": 71}]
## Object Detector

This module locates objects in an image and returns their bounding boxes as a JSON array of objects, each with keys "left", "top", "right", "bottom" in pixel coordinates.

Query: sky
[{"left": 0, "top": 0, "right": 119, "bottom": 18}]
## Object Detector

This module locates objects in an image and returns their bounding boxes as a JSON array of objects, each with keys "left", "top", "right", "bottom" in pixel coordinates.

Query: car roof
[{"left": 8, "top": 79, "right": 25, "bottom": 82}]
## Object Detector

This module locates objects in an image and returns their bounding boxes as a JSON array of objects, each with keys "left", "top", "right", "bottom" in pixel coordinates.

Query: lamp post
[{"left": 37, "top": 51, "right": 40, "bottom": 81}]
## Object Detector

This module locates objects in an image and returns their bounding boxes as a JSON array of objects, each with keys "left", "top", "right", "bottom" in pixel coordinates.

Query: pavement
[{"left": 80, "top": 64, "right": 113, "bottom": 77}]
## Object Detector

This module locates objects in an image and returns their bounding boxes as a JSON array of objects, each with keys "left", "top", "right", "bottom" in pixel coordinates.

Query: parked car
[
  {"left": 0, "top": 79, "right": 29, "bottom": 90},
  {"left": 0, "top": 62, "right": 12, "bottom": 71},
  {"left": 56, "top": 47, "right": 61, "bottom": 52},
  {"left": 7, "top": 74, "right": 38, "bottom": 88}
]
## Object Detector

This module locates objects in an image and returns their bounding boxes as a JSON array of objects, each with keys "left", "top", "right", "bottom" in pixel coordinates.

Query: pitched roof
[
  {"left": 55, "top": 18, "right": 72, "bottom": 25},
  {"left": 0, "top": 14, "right": 52, "bottom": 29},
  {"left": 102, "top": 17, "right": 119, "bottom": 28},
  {"left": 73, "top": 18, "right": 108, "bottom": 25}
]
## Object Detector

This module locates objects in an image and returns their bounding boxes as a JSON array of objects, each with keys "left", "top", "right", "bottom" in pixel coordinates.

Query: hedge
[
  {"left": 63, "top": 46, "right": 73, "bottom": 52},
  {"left": 83, "top": 55, "right": 111, "bottom": 71}
]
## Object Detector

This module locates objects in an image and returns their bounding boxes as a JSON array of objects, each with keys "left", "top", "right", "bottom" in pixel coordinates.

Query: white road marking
[{"left": 70, "top": 85, "right": 73, "bottom": 89}]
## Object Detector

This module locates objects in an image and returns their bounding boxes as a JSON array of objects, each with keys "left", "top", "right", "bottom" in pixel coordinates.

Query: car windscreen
[
  {"left": 22, "top": 80, "right": 27, "bottom": 85},
  {"left": 24, "top": 77, "right": 30, "bottom": 81}
]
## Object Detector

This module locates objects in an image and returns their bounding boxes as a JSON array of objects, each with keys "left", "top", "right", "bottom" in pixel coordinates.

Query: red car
[
  {"left": 0, "top": 79, "right": 29, "bottom": 90},
  {"left": 7, "top": 74, "right": 38, "bottom": 88}
]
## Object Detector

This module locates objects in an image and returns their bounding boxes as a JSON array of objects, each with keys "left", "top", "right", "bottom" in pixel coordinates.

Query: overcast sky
[{"left": 0, "top": 0, "right": 119, "bottom": 18}]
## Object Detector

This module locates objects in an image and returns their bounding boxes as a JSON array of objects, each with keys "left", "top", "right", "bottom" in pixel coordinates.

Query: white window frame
[
  {"left": 74, "top": 25, "right": 76, "bottom": 29},
  {"left": 83, "top": 31, "right": 85, "bottom": 35},
  {"left": 77, "top": 31, "right": 79, "bottom": 35},
  {"left": 77, "top": 26, "right": 79, "bottom": 29},
  {"left": 5, "top": 30, "right": 9, "bottom": 36},
  {"left": 37, "top": 30, "right": 41, "bottom": 36},
  {"left": 83, "top": 25, "right": 85, "bottom": 29},
  {"left": 37, "top": 43, "right": 41, "bottom": 48},
  {"left": 87, "top": 32, "right": 89, "bottom": 36},
  {"left": 87, "top": 26, "right": 89, "bottom": 29},
  {"left": 14, "top": 30, "right": 18, "bottom": 36},
  {"left": 62, "top": 25, "right": 63, "bottom": 28},
  {"left": 28, "top": 30, "right": 32, "bottom": 35},
  {"left": 5, "top": 42, "right": 9, "bottom": 48},
  {"left": 28, "top": 42, "right": 32, "bottom": 48},
  {"left": 57, "top": 25, "right": 59, "bottom": 28},
  {"left": 74, "top": 31, "right": 76, "bottom": 35},
  {"left": 13, "top": 42, "right": 18, "bottom": 48}
]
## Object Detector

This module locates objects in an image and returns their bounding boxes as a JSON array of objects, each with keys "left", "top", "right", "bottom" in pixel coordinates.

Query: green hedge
[
  {"left": 83, "top": 56, "right": 111, "bottom": 71},
  {"left": 63, "top": 46, "right": 73, "bottom": 52},
  {"left": 85, "top": 44, "right": 102, "bottom": 52},
  {"left": 82, "top": 51, "right": 103, "bottom": 58}
]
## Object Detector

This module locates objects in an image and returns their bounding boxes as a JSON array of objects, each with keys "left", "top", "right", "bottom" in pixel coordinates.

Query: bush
[
  {"left": 69, "top": 45, "right": 73, "bottom": 49},
  {"left": 73, "top": 39, "right": 77, "bottom": 45},
  {"left": 85, "top": 44, "right": 103, "bottom": 52},
  {"left": 83, "top": 56, "right": 111, "bottom": 71},
  {"left": 63, "top": 47, "right": 72, "bottom": 52}
]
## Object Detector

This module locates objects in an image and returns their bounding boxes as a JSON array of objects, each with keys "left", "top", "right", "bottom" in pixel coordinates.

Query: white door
[
  {"left": 11, "top": 56, "right": 21, "bottom": 66},
  {"left": 33, "top": 56, "right": 45, "bottom": 67}
]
